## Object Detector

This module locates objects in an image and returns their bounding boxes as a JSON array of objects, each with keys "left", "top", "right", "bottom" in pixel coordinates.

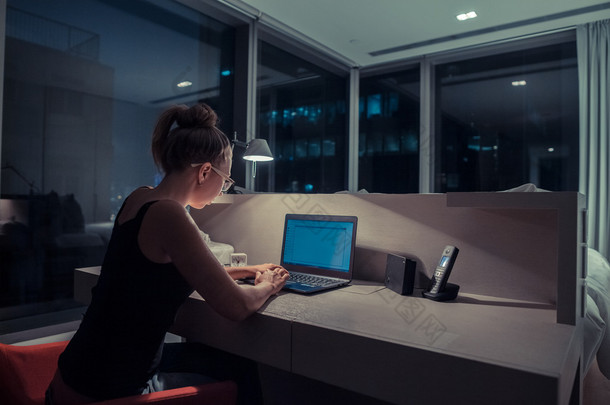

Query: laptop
[{"left": 279, "top": 213, "right": 358, "bottom": 294}]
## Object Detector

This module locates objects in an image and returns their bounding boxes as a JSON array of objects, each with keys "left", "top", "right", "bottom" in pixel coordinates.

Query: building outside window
[
  {"left": 359, "top": 66, "right": 420, "bottom": 193},
  {"left": 0, "top": 0, "right": 235, "bottom": 322},
  {"left": 434, "top": 40, "right": 579, "bottom": 192},
  {"left": 256, "top": 41, "right": 348, "bottom": 193}
]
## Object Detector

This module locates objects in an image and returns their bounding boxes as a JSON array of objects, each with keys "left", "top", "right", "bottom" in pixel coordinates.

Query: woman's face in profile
[{"left": 192, "top": 154, "right": 232, "bottom": 208}]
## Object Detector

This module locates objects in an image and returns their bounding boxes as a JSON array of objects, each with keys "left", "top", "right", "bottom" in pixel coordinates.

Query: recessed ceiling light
[
  {"left": 511, "top": 80, "right": 527, "bottom": 86},
  {"left": 176, "top": 80, "right": 192, "bottom": 88},
  {"left": 456, "top": 11, "right": 477, "bottom": 21}
]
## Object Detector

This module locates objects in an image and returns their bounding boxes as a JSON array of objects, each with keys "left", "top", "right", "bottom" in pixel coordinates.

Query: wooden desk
[{"left": 75, "top": 268, "right": 581, "bottom": 405}]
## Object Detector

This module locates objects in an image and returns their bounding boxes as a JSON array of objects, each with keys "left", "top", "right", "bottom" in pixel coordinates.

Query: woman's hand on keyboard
[
  {"left": 255, "top": 265, "right": 289, "bottom": 294},
  {"left": 251, "top": 263, "right": 285, "bottom": 274}
]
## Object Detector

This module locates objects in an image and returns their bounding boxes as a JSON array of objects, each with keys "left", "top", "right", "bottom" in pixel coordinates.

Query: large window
[
  {"left": 0, "top": 0, "right": 235, "bottom": 321},
  {"left": 359, "top": 67, "right": 420, "bottom": 193},
  {"left": 0, "top": 1, "right": 583, "bottom": 332},
  {"left": 435, "top": 40, "right": 579, "bottom": 192},
  {"left": 256, "top": 42, "right": 348, "bottom": 193}
]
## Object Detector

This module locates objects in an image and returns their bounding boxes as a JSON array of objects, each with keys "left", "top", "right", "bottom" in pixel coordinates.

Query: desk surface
[{"left": 75, "top": 268, "right": 580, "bottom": 405}]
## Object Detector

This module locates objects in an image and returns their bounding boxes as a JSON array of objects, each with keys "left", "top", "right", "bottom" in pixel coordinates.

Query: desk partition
[
  {"left": 75, "top": 191, "right": 586, "bottom": 405},
  {"left": 191, "top": 192, "right": 585, "bottom": 325}
]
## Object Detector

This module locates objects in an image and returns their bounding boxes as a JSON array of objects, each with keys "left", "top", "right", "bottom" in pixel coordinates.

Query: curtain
[{"left": 578, "top": 19, "right": 610, "bottom": 260}]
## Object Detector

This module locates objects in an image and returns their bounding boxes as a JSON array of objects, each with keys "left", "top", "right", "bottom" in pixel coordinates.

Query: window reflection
[
  {"left": 435, "top": 42, "right": 578, "bottom": 192},
  {"left": 1, "top": 0, "right": 234, "bottom": 319},
  {"left": 256, "top": 42, "right": 348, "bottom": 193},
  {"left": 359, "top": 67, "right": 420, "bottom": 193}
]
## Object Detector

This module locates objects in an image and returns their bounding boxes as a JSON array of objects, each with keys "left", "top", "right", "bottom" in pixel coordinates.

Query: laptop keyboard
[{"left": 288, "top": 273, "right": 340, "bottom": 286}]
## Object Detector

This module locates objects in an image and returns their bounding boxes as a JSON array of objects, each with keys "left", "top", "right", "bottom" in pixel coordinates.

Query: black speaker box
[{"left": 384, "top": 254, "right": 416, "bottom": 295}]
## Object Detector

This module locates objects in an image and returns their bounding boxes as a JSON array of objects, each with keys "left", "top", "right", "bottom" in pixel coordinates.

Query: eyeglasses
[{"left": 191, "top": 163, "right": 235, "bottom": 192}]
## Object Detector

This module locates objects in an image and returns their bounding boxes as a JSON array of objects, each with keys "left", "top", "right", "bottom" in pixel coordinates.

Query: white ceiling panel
[{"left": 233, "top": 0, "right": 610, "bottom": 66}]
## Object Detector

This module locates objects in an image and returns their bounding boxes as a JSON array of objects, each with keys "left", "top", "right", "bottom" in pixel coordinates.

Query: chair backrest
[
  {"left": 0, "top": 341, "right": 68, "bottom": 405},
  {"left": 0, "top": 340, "right": 238, "bottom": 405}
]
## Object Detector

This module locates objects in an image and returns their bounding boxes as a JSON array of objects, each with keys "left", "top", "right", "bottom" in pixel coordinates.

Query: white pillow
[{"left": 499, "top": 183, "right": 549, "bottom": 192}]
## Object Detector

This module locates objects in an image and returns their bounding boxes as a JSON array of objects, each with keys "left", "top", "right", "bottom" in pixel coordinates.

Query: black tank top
[{"left": 58, "top": 200, "right": 194, "bottom": 399}]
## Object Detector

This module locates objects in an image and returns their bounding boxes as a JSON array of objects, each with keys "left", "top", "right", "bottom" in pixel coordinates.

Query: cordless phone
[{"left": 423, "top": 245, "right": 460, "bottom": 301}]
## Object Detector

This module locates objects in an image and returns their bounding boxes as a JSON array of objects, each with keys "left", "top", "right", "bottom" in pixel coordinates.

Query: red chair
[{"left": 0, "top": 341, "right": 238, "bottom": 405}]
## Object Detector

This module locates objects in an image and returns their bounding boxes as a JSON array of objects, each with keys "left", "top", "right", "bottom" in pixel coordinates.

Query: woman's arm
[
  {"left": 226, "top": 263, "right": 285, "bottom": 280},
  {"left": 139, "top": 200, "right": 288, "bottom": 321}
]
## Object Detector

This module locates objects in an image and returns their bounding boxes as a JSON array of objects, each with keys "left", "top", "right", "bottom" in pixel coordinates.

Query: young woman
[{"left": 46, "top": 103, "right": 288, "bottom": 404}]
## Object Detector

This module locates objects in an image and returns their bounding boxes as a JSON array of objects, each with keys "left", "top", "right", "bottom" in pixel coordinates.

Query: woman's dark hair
[{"left": 151, "top": 103, "right": 231, "bottom": 175}]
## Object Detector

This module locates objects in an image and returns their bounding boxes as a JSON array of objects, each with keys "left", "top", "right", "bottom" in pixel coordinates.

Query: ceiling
[{"left": 227, "top": 0, "right": 610, "bottom": 67}]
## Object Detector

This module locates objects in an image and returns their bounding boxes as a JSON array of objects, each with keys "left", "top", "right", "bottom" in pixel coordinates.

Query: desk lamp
[{"left": 232, "top": 133, "right": 273, "bottom": 178}]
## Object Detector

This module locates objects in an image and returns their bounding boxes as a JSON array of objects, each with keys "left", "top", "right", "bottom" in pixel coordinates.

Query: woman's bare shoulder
[
  {"left": 145, "top": 199, "right": 194, "bottom": 227},
  {"left": 118, "top": 187, "right": 181, "bottom": 224}
]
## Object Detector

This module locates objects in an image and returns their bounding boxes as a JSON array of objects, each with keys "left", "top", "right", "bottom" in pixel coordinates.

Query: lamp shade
[{"left": 243, "top": 139, "right": 274, "bottom": 162}]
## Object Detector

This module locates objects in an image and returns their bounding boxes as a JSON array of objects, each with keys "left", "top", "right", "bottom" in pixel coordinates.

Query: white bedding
[{"left": 585, "top": 248, "right": 610, "bottom": 378}]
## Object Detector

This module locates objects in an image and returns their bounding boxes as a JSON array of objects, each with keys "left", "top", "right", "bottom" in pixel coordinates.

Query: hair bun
[
  {"left": 152, "top": 103, "right": 230, "bottom": 175},
  {"left": 176, "top": 103, "right": 218, "bottom": 129}
]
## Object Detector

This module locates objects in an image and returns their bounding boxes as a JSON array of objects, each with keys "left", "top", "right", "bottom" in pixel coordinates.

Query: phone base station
[{"left": 422, "top": 283, "right": 460, "bottom": 301}]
